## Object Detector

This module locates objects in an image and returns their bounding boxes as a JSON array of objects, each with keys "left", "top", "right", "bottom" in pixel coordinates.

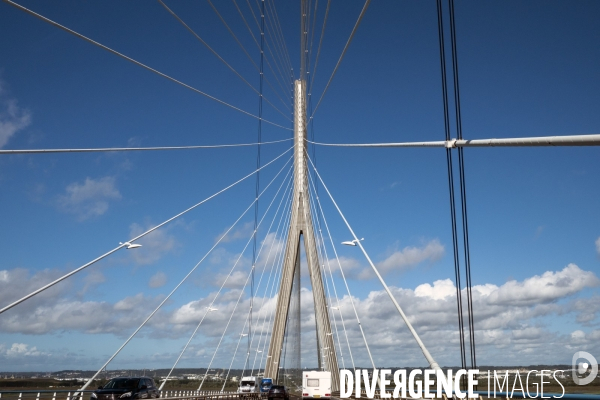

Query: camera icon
[{"left": 572, "top": 351, "right": 598, "bottom": 385}]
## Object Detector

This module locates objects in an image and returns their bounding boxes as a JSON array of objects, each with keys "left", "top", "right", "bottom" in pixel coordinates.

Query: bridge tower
[{"left": 263, "top": 79, "right": 340, "bottom": 390}]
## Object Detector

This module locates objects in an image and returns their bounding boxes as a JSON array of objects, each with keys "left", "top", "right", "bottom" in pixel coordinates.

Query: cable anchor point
[{"left": 445, "top": 139, "right": 457, "bottom": 149}]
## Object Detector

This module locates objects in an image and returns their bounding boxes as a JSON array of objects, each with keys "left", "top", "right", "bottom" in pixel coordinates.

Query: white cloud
[
  {"left": 57, "top": 176, "right": 121, "bottom": 220},
  {"left": 571, "top": 295, "right": 600, "bottom": 325},
  {"left": 0, "top": 268, "right": 73, "bottom": 314},
  {"left": 155, "top": 263, "right": 600, "bottom": 366},
  {"left": 1, "top": 263, "right": 598, "bottom": 367},
  {"left": 379, "top": 239, "right": 444, "bottom": 272},
  {"left": 0, "top": 270, "right": 9, "bottom": 282},
  {"left": 304, "top": 263, "right": 599, "bottom": 367},
  {"left": 596, "top": 236, "right": 600, "bottom": 256},
  {"left": 356, "top": 239, "right": 444, "bottom": 279},
  {"left": 0, "top": 291, "right": 163, "bottom": 335},
  {"left": 4, "top": 343, "right": 48, "bottom": 357},
  {"left": 0, "top": 81, "right": 31, "bottom": 148},
  {"left": 570, "top": 330, "right": 586, "bottom": 344},
  {"left": 255, "top": 233, "right": 286, "bottom": 271},
  {"left": 215, "top": 222, "right": 254, "bottom": 244},
  {"left": 114, "top": 293, "right": 150, "bottom": 311},
  {"left": 127, "top": 222, "right": 177, "bottom": 265},
  {"left": 486, "top": 263, "right": 599, "bottom": 306},
  {"left": 215, "top": 270, "right": 251, "bottom": 289},
  {"left": 414, "top": 279, "right": 456, "bottom": 300},
  {"left": 325, "top": 256, "right": 361, "bottom": 274},
  {"left": 204, "top": 232, "right": 286, "bottom": 293},
  {"left": 149, "top": 271, "right": 167, "bottom": 288},
  {"left": 79, "top": 270, "right": 106, "bottom": 295}
]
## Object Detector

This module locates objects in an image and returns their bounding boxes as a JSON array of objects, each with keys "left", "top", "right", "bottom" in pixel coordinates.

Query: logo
[{"left": 572, "top": 351, "right": 598, "bottom": 385}]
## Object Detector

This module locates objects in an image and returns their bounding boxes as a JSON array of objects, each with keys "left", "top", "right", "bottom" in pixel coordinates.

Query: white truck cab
[
  {"left": 238, "top": 376, "right": 260, "bottom": 395},
  {"left": 302, "top": 371, "right": 331, "bottom": 399}
]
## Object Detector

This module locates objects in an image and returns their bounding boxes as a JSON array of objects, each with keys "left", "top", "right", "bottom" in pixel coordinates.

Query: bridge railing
[
  {"left": 0, "top": 390, "right": 94, "bottom": 400},
  {"left": 159, "top": 391, "right": 251, "bottom": 400},
  {"left": 0, "top": 391, "right": 262, "bottom": 400}
]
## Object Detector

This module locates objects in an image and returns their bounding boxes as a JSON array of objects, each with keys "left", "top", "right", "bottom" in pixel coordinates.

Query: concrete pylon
[{"left": 264, "top": 79, "right": 339, "bottom": 391}]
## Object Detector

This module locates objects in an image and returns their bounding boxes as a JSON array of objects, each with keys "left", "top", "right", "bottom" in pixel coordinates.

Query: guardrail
[
  {"left": 0, "top": 391, "right": 261, "bottom": 400},
  {"left": 4, "top": 392, "right": 598, "bottom": 400},
  {"left": 160, "top": 392, "right": 241, "bottom": 399},
  {"left": 0, "top": 390, "right": 94, "bottom": 400}
]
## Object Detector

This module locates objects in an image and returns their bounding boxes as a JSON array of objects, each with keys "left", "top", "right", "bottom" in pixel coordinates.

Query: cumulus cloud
[
  {"left": 255, "top": 233, "right": 286, "bottom": 271},
  {"left": 0, "top": 266, "right": 170, "bottom": 337},
  {"left": 57, "top": 176, "right": 121, "bottom": 220},
  {"left": 149, "top": 271, "right": 167, "bottom": 288},
  {"left": 127, "top": 222, "right": 177, "bottom": 265},
  {"left": 215, "top": 270, "right": 251, "bottom": 289},
  {"left": 79, "top": 270, "right": 106, "bottom": 295},
  {"left": 215, "top": 222, "right": 254, "bottom": 244},
  {"left": 205, "top": 232, "right": 287, "bottom": 292},
  {"left": 0, "top": 81, "right": 31, "bottom": 148},
  {"left": 2, "top": 263, "right": 598, "bottom": 368},
  {"left": 0, "top": 291, "right": 164, "bottom": 335},
  {"left": 0, "top": 268, "right": 73, "bottom": 314},
  {"left": 328, "top": 263, "right": 600, "bottom": 366},
  {"left": 596, "top": 236, "right": 600, "bottom": 256},
  {"left": 3, "top": 343, "right": 48, "bottom": 357},
  {"left": 486, "top": 263, "right": 599, "bottom": 306},
  {"left": 378, "top": 239, "right": 444, "bottom": 272},
  {"left": 414, "top": 279, "right": 456, "bottom": 300},
  {"left": 325, "top": 256, "right": 362, "bottom": 274},
  {"left": 159, "top": 263, "right": 600, "bottom": 367},
  {"left": 349, "top": 239, "right": 444, "bottom": 279}
]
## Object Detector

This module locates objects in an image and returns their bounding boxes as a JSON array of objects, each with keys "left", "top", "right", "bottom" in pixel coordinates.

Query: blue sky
[{"left": 0, "top": 1, "right": 599, "bottom": 373}]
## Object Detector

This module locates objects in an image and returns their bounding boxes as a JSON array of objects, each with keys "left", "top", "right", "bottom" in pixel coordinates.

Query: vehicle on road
[
  {"left": 267, "top": 385, "right": 289, "bottom": 400},
  {"left": 302, "top": 371, "right": 331, "bottom": 399},
  {"left": 91, "top": 377, "right": 158, "bottom": 400},
  {"left": 260, "top": 378, "right": 274, "bottom": 393},
  {"left": 237, "top": 376, "right": 260, "bottom": 395}
]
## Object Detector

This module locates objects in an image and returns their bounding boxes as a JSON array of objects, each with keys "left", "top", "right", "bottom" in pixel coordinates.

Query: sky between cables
[
  {"left": 2, "top": 0, "right": 292, "bottom": 132},
  {"left": 0, "top": 146, "right": 293, "bottom": 316},
  {"left": 80, "top": 158, "right": 294, "bottom": 391}
]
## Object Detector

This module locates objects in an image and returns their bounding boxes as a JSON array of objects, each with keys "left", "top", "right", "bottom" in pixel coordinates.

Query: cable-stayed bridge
[{"left": 0, "top": 0, "right": 599, "bottom": 397}]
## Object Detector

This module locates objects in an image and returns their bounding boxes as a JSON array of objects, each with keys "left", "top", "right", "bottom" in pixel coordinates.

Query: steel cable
[
  {"left": 159, "top": 0, "right": 291, "bottom": 122},
  {"left": 307, "top": 153, "right": 441, "bottom": 370},
  {"left": 157, "top": 165, "right": 292, "bottom": 390},
  {"left": 0, "top": 145, "right": 293, "bottom": 317},
  {"left": 2, "top": 0, "right": 292, "bottom": 131},
  {"left": 307, "top": 177, "right": 351, "bottom": 371},
  {"left": 305, "top": 153, "right": 376, "bottom": 372},
  {"left": 436, "top": 0, "right": 467, "bottom": 376},
  {"left": 197, "top": 166, "right": 293, "bottom": 391},
  {"left": 310, "top": 0, "right": 371, "bottom": 120},
  {"left": 78, "top": 151, "right": 294, "bottom": 392},
  {"left": 448, "top": 0, "right": 477, "bottom": 371},
  {"left": 207, "top": 0, "right": 291, "bottom": 112},
  {"left": 0, "top": 138, "right": 292, "bottom": 155},
  {"left": 308, "top": 0, "right": 331, "bottom": 98}
]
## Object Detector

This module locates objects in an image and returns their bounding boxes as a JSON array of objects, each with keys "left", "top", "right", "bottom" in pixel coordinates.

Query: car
[
  {"left": 268, "top": 385, "right": 290, "bottom": 400},
  {"left": 91, "top": 377, "right": 159, "bottom": 400},
  {"left": 260, "top": 378, "right": 274, "bottom": 393}
]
